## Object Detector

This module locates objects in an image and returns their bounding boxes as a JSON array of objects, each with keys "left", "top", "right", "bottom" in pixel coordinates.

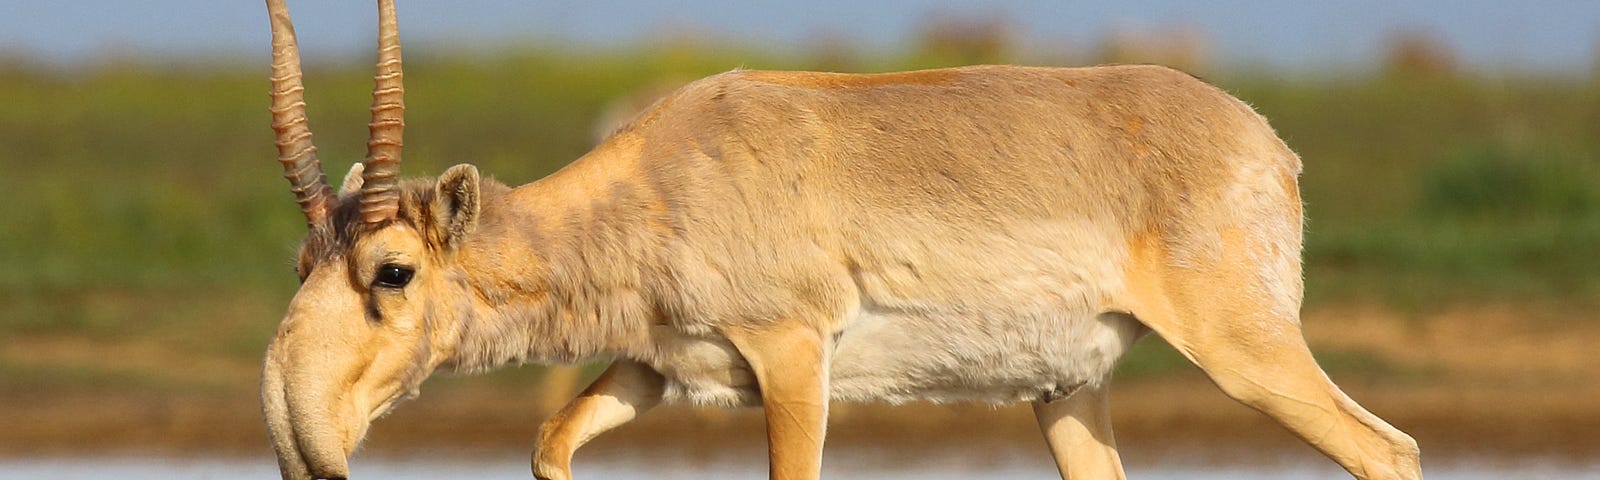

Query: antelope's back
[{"left": 621, "top": 64, "right": 1297, "bottom": 245}]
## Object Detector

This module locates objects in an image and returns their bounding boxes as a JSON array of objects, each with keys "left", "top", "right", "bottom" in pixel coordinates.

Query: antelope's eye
[{"left": 374, "top": 264, "right": 414, "bottom": 288}]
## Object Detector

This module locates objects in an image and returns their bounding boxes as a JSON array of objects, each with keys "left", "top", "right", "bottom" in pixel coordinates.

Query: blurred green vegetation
[{"left": 2, "top": 44, "right": 1598, "bottom": 391}]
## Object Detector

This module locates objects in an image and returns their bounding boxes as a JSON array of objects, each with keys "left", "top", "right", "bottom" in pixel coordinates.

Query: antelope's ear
[
  {"left": 338, "top": 163, "right": 365, "bottom": 197},
  {"left": 431, "top": 164, "right": 481, "bottom": 248}
]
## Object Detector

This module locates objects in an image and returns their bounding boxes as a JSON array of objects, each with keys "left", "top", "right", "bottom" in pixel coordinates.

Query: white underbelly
[
  {"left": 649, "top": 307, "right": 1146, "bottom": 407},
  {"left": 827, "top": 308, "right": 1145, "bottom": 404}
]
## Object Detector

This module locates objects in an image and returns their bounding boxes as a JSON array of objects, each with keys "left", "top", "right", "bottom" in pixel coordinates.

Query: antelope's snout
[
  {"left": 264, "top": 354, "right": 349, "bottom": 480},
  {"left": 262, "top": 283, "right": 363, "bottom": 480},
  {"left": 263, "top": 260, "right": 424, "bottom": 480}
]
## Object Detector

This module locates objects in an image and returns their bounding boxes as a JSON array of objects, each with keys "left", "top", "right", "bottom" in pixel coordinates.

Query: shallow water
[{"left": 3, "top": 454, "right": 1595, "bottom": 480}]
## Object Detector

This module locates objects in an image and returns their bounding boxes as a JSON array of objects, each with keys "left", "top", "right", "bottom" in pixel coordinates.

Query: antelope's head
[{"left": 258, "top": 1, "right": 489, "bottom": 478}]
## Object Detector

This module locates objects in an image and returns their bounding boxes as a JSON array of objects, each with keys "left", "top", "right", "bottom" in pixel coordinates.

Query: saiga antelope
[{"left": 257, "top": 1, "right": 1423, "bottom": 479}]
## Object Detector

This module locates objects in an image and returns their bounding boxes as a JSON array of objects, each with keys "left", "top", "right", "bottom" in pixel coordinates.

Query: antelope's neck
[{"left": 450, "top": 138, "right": 667, "bottom": 371}]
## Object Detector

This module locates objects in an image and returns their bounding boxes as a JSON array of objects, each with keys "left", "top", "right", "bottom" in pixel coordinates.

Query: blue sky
[{"left": 1, "top": 1, "right": 1596, "bottom": 72}]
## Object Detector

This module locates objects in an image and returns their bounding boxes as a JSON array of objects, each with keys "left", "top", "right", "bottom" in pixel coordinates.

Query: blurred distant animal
[
  {"left": 257, "top": 1, "right": 1421, "bottom": 479},
  {"left": 588, "top": 78, "right": 687, "bottom": 145}
]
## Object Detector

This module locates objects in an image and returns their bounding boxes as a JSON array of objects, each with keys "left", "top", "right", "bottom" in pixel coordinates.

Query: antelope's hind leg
[
  {"left": 1033, "top": 383, "right": 1128, "bottom": 480},
  {"left": 533, "top": 360, "right": 665, "bottom": 480},
  {"left": 1124, "top": 234, "right": 1421, "bottom": 479}
]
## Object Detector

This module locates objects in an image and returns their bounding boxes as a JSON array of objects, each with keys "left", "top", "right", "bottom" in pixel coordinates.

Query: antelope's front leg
[
  {"left": 1033, "top": 383, "right": 1127, "bottom": 480},
  {"left": 727, "top": 322, "right": 832, "bottom": 480},
  {"left": 532, "top": 360, "right": 665, "bottom": 480}
]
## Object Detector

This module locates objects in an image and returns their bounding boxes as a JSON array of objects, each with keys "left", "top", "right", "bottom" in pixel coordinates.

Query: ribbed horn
[
  {"left": 359, "top": 0, "right": 405, "bottom": 225},
  {"left": 266, "top": 0, "right": 334, "bottom": 225}
]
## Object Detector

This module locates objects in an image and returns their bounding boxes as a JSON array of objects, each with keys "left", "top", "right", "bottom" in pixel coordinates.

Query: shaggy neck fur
[{"left": 445, "top": 146, "right": 668, "bottom": 372}]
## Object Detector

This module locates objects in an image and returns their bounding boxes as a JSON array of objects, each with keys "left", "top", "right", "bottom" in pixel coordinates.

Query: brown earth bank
[
  {"left": 2, "top": 381, "right": 1596, "bottom": 463},
  {"left": 1, "top": 304, "right": 1596, "bottom": 465}
]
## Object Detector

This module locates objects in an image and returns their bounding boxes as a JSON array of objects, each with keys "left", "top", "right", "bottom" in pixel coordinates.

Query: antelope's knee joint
[{"left": 1040, "top": 382, "right": 1086, "bottom": 403}]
